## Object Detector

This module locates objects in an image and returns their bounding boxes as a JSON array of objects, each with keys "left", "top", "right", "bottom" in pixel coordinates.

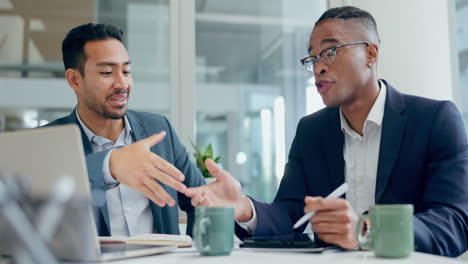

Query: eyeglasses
[{"left": 300, "top": 41, "right": 370, "bottom": 72}]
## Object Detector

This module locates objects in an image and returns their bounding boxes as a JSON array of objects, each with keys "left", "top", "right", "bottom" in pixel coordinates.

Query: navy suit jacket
[
  {"left": 236, "top": 81, "right": 468, "bottom": 257},
  {"left": 47, "top": 109, "right": 205, "bottom": 236}
]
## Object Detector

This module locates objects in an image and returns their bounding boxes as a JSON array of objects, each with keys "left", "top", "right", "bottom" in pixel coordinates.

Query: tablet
[{"left": 239, "top": 233, "right": 338, "bottom": 252}]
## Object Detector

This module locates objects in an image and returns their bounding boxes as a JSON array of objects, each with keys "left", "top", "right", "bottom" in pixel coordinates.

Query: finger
[
  {"left": 205, "top": 158, "right": 228, "bottom": 181},
  {"left": 139, "top": 184, "right": 166, "bottom": 207},
  {"left": 204, "top": 193, "right": 213, "bottom": 207},
  {"left": 191, "top": 194, "right": 200, "bottom": 207},
  {"left": 304, "top": 196, "right": 322, "bottom": 213},
  {"left": 190, "top": 192, "right": 206, "bottom": 207},
  {"left": 184, "top": 186, "right": 205, "bottom": 197},
  {"left": 318, "top": 198, "right": 350, "bottom": 210},
  {"left": 312, "top": 210, "right": 353, "bottom": 224},
  {"left": 151, "top": 154, "right": 185, "bottom": 182},
  {"left": 141, "top": 131, "right": 166, "bottom": 148},
  {"left": 312, "top": 222, "right": 350, "bottom": 234},
  {"left": 143, "top": 177, "right": 175, "bottom": 206},
  {"left": 147, "top": 165, "right": 186, "bottom": 193},
  {"left": 318, "top": 233, "right": 357, "bottom": 249},
  {"left": 317, "top": 233, "right": 342, "bottom": 245},
  {"left": 304, "top": 196, "right": 320, "bottom": 204},
  {"left": 200, "top": 190, "right": 214, "bottom": 206},
  {"left": 198, "top": 191, "right": 212, "bottom": 207},
  {"left": 305, "top": 197, "right": 349, "bottom": 211}
]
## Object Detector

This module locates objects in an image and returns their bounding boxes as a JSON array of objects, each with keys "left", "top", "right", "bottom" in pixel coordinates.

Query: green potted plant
[{"left": 190, "top": 141, "right": 221, "bottom": 180}]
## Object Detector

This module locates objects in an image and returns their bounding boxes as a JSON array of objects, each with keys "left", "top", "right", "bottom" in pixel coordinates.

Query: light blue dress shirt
[{"left": 76, "top": 112, "right": 154, "bottom": 236}]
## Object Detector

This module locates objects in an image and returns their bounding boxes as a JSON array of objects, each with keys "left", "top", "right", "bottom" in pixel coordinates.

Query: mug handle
[
  {"left": 356, "top": 214, "right": 373, "bottom": 250},
  {"left": 200, "top": 217, "right": 211, "bottom": 252}
]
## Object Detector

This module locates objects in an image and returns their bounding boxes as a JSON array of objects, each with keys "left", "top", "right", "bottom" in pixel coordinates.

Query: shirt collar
[
  {"left": 339, "top": 80, "right": 387, "bottom": 137},
  {"left": 75, "top": 110, "right": 132, "bottom": 145}
]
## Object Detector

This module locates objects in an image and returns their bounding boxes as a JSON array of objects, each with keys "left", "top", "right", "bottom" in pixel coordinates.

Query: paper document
[{"left": 99, "top": 234, "right": 192, "bottom": 248}]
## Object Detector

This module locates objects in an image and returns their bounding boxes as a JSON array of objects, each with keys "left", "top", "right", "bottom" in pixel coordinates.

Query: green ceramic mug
[
  {"left": 193, "top": 207, "right": 234, "bottom": 256},
  {"left": 357, "top": 204, "right": 414, "bottom": 258}
]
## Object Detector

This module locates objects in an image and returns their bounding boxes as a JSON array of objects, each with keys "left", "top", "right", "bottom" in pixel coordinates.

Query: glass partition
[
  {"left": 195, "top": 0, "right": 327, "bottom": 201},
  {"left": 456, "top": 0, "right": 468, "bottom": 132},
  {"left": 0, "top": 0, "right": 170, "bottom": 131}
]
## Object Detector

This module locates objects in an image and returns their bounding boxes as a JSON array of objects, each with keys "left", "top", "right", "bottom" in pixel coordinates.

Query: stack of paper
[{"left": 99, "top": 234, "right": 192, "bottom": 248}]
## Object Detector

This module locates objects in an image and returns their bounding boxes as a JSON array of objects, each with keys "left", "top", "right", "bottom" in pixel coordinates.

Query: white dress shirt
[
  {"left": 341, "top": 81, "right": 386, "bottom": 214},
  {"left": 76, "top": 112, "right": 153, "bottom": 236},
  {"left": 239, "top": 81, "right": 387, "bottom": 232}
]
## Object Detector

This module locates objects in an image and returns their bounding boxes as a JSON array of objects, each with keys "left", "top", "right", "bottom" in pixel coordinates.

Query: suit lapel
[
  {"left": 375, "top": 82, "right": 407, "bottom": 203},
  {"left": 68, "top": 108, "right": 94, "bottom": 156},
  {"left": 126, "top": 111, "right": 150, "bottom": 141},
  {"left": 325, "top": 108, "right": 346, "bottom": 191}
]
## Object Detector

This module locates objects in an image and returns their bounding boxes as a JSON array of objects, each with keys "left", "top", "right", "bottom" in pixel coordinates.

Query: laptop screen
[{"left": 0, "top": 125, "right": 176, "bottom": 262}]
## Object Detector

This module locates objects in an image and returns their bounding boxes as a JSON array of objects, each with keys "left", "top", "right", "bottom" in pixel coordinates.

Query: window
[
  {"left": 0, "top": 0, "right": 170, "bottom": 131},
  {"left": 456, "top": 0, "right": 468, "bottom": 132},
  {"left": 0, "top": 0, "right": 328, "bottom": 201},
  {"left": 195, "top": 0, "right": 326, "bottom": 201}
]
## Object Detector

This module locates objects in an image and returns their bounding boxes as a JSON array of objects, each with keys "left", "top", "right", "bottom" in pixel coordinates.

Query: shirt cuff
[
  {"left": 235, "top": 197, "right": 258, "bottom": 234},
  {"left": 103, "top": 149, "right": 118, "bottom": 184}
]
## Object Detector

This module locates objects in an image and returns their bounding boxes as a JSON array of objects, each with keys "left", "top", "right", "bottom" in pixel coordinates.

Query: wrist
[
  {"left": 109, "top": 148, "right": 121, "bottom": 180},
  {"left": 235, "top": 195, "right": 253, "bottom": 222}
]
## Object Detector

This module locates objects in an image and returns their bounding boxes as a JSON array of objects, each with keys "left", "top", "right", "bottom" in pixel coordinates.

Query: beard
[
  {"left": 86, "top": 101, "right": 127, "bottom": 120},
  {"left": 101, "top": 106, "right": 127, "bottom": 119},
  {"left": 99, "top": 91, "right": 129, "bottom": 119}
]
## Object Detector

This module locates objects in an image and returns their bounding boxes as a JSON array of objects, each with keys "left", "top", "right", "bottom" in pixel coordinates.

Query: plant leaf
[
  {"left": 196, "top": 154, "right": 204, "bottom": 168},
  {"left": 206, "top": 144, "right": 213, "bottom": 157},
  {"left": 189, "top": 139, "right": 201, "bottom": 155}
]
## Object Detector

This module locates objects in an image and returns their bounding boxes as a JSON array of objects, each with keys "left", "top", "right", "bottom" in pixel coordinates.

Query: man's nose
[
  {"left": 113, "top": 72, "right": 130, "bottom": 89},
  {"left": 313, "top": 59, "right": 328, "bottom": 76}
]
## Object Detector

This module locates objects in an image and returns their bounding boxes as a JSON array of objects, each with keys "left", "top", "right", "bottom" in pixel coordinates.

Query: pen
[{"left": 293, "top": 183, "right": 348, "bottom": 229}]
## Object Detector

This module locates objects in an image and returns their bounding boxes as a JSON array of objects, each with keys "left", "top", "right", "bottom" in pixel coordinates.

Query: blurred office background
[{"left": 0, "top": 0, "right": 464, "bottom": 202}]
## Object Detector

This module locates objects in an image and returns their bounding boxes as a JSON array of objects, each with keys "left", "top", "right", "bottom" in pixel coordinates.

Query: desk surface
[{"left": 109, "top": 246, "right": 467, "bottom": 264}]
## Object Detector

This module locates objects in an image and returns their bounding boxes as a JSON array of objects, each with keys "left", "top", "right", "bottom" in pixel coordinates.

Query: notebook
[
  {"left": 0, "top": 125, "right": 176, "bottom": 262},
  {"left": 100, "top": 233, "right": 192, "bottom": 248}
]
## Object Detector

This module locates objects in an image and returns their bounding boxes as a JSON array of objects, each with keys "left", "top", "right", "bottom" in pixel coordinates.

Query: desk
[{"left": 109, "top": 247, "right": 467, "bottom": 264}]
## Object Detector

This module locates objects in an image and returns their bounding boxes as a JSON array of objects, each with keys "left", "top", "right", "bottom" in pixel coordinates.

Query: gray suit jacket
[{"left": 47, "top": 109, "right": 205, "bottom": 236}]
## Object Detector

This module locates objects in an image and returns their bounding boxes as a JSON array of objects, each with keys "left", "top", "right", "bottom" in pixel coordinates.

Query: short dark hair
[
  {"left": 62, "top": 23, "right": 125, "bottom": 75},
  {"left": 315, "top": 6, "right": 380, "bottom": 43}
]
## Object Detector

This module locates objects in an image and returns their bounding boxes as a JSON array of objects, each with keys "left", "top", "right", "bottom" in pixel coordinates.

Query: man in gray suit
[{"left": 47, "top": 23, "right": 205, "bottom": 236}]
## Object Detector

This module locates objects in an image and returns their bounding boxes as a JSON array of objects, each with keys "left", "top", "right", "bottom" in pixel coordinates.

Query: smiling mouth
[
  {"left": 111, "top": 96, "right": 126, "bottom": 102},
  {"left": 109, "top": 93, "right": 128, "bottom": 105}
]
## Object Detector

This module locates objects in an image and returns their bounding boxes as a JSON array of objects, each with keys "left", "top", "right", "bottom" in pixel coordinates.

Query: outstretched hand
[
  {"left": 184, "top": 159, "right": 253, "bottom": 222},
  {"left": 109, "top": 131, "right": 187, "bottom": 207}
]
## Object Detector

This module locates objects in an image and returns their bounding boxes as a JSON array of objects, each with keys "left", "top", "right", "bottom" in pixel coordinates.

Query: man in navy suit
[
  {"left": 47, "top": 23, "right": 205, "bottom": 236},
  {"left": 186, "top": 6, "right": 468, "bottom": 256}
]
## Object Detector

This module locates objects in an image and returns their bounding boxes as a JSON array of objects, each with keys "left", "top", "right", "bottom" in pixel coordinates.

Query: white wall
[{"left": 330, "top": 0, "right": 459, "bottom": 105}]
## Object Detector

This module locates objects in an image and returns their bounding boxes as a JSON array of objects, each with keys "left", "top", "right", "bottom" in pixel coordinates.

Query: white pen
[{"left": 293, "top": 183, "right": 348, "bottom": 229}]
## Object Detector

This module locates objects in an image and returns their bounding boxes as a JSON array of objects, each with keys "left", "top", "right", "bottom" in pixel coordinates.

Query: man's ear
[
  {"left": 65, "top": 68, "right": 82, "bottom": 92},
  {"left": 367, "top": 43, "right": 379, "bottom": 66}
]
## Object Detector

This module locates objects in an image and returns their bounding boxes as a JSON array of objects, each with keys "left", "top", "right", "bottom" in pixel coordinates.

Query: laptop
[{"left": 0, "top": 125, "right": 176, "bottom": 262}]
